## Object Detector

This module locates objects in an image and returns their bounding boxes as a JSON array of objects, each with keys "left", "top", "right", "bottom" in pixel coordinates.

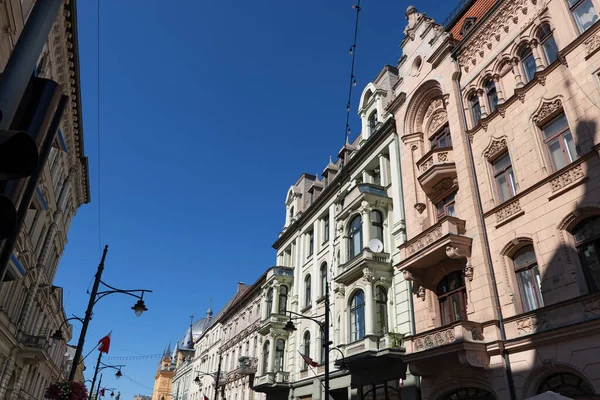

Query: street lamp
[
  {"left": 283, "top": 280, "right": 333, "bottom": 400},
  {"left": 68, "top": 245, "right": 153, "bottom": 382},
  {"left": 51, "top": 315, "right": 84, "bottom": 341},
  {"left": 193, "top": 353, "right": 224, "bottom": 400},
  {"left": 89, "top": 362, "right": 125, "bottom": 400}
]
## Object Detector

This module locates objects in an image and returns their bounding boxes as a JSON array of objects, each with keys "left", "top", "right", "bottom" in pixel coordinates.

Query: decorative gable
[{"left": 460, "top": 17, "right": 477, "bottom": 36}]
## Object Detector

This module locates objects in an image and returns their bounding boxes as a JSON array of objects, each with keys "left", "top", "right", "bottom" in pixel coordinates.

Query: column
[
  {"left": 378, "top": 154, "right": 388, "bottom": 186},
  {"left": 493, "top": 75, "right": 505, "bottom": 105},
  {"left": 376, "top": 95, "right": 384, "bottom": 122},
  {"left": 364, "top": 278, "right": 375, "bottom": 336},
  {"left": 476, "top": 89, "right": 488, "bottom": 118},
  {"left": 272, "top": 283, "right": 280, "bottom": 315},
  {"left": 360, "top": 202, "right": 371, "bottom": 249},
  {"left": 261, "top": 290, "right": 269, "bottom": 320},
  {"left": 531, "top": 40, "right": 545, "bottom": 71},
  {"left": 512, "top": 58, "right": 524, "bottom": 88},
  {"left": 360, "top": 112, "right": 368, "bottom": 141},
  {"left": 267, "top": 338, "right": 276, "bottom": 373}
]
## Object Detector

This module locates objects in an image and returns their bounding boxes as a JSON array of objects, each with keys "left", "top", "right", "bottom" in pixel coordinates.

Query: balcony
[
  {"left": 17, "top": 331, "right": 49, "bottom": 361},
  {"left": 258, "top": 313, "right": 289, "bottom": 335},
  {"left": 252, "top": 371, "right": 290, "bottom": 394},
  {"left": 335, "top": 249, "right": 392, "bottom": 285},
  {"left": 416, "top": 147, "right": 456, "bottom": 200},
  {"left": 226, "top": 357, "right": 258, "bottom": 381},
  {"left": 336, "top": 183, "right": 392, "bottom": 219},
  {"left": 340, "top": 334, "right": 407, "bottom": 386},
  {"left": 403, "top": 321, "right": 489, "bottom": 376},
  {"left": 397, "top": 216, "right": 471, "bottom": 290}
]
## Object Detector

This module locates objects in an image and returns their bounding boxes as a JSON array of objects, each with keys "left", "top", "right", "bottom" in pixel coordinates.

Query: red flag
[
  {"left": 204, "top": 395, "right": 209, "bottom": 400},
  {"left": 298, "top": 351, "right": 318, "bottom": 368},
  {"left": 100, "top": 388, "right": 105, "bottom": 397},
  {"left": 98, "top": 332, "right": 111, "bottom": 354}
]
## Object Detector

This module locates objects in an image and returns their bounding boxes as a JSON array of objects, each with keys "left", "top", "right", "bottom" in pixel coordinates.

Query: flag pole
[{"left": 89, "top": 351, "right": 103, "bottom": 400}]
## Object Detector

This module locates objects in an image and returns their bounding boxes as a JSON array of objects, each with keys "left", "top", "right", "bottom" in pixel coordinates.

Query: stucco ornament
[{"left": 532, "top": 98, "right": 562, "bottom": 124}]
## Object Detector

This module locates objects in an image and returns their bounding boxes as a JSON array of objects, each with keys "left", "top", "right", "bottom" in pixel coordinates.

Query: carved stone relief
[
  {"left": 550, "top": 164, "right": 585, "bottom": 192},
  {"left": 483, "top": 138, "right": 508, "bottom": 160},
  {"left": 516, "top": 314, "right": 548, "bottom": 334},
  {"left": 496, "top": 199, "right": 522, "bottom": 223},
  {"left": 532, "top": 99, "right": 562, "bottom": 125}
]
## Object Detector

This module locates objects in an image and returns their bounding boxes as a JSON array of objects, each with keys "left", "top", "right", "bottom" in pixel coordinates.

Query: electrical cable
[{"left": 344, "top": 1, "right": 362, "bottom": 144}]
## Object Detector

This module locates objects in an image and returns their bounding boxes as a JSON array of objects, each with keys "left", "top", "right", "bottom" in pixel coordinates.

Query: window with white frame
[
  {"left": 371, "top": 210, "right": 384, "bottom": 247},
  {"left": 470, "top": 93, "right": 482, "bottom": 126},
  {"left": 485, "top": 80, "right": 498, "bottom": 114},
  {"left": 320, "top": 263, "right": 327, "bottom": 297},
  {"left": 513, "top": 245, "right": 543, "bottom": 312},
  {"left": 541, "top": 113, "right": 577, "bottom": 171},
  {"left": 350, "top": 290, "right": 365, "bottom": 342},
  {"left": 307, "top": 230, "right": 314, "bottom": 257},
  {"left": 349, "top": 214, "right": 363, "bottom": 259},
  {"left": 302, "top": 331, "right": 311, "bottom": 368},
  {"left": 274, "top": 339, "right": 285, "bottom": 372},
  {"left": 375, "top": 286, "right": 388, "bottom": 335},
  {"left": 323, "top": 214, "right": 330, "bottom": 243},
  {"left": 368, "top": 110, "right": 378, "bottom": 135},
  {"left": 537, "top": 23, "right": 559, "bottom": 65},
  {"left": 304, "top": 274, "right": 312, "bottom": 308},
  {"left": 568, "top": 0, "right": 598, "bottom": 33},
  {"left": 520, "top": 45, "right": 537, "bottom": 83},
  {"left": 492, "top": 152, "right": 517, "bottom": 203},
  {"left": 278, "top": 285, "right": 288, "bottom": 314}
]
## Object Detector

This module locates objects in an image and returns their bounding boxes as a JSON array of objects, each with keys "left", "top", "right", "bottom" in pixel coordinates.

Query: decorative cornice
[{"left": 483, "top": 138, "right": 507, "bottom": 160}]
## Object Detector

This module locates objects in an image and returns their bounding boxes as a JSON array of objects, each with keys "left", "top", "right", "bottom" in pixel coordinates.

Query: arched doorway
[
  {"left": 537, "top": 372, "right": 594, "bottom": 398},
  {"left": 439, "top": 388, "right": 495, "bottom": 400}
]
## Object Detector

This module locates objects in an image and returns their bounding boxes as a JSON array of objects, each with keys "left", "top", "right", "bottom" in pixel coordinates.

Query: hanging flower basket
[{"left": 45, "top": 381, "right": 88, "bottom": 400}]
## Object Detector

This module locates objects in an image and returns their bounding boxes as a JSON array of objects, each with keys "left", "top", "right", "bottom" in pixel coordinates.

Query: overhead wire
[{"left": 344, "top": 0, "right": 362, "bottom": 144}]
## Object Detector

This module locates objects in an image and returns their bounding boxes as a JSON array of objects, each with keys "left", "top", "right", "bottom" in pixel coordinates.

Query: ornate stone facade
[{"left": 0, "top": 1, "right": 90, "bottom": 399}]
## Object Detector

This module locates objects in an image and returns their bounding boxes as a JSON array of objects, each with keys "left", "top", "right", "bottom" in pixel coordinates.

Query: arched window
[
  {"left": 485, "top": 80, "right": 498, "bottom": 113},
  {"left": 470, "top": 93, "right": 481, "bottom": 126},
  {"left": 537, "top": 23, "right": 559, "bottom": 65},
  {"left": 513, "top": 245, "right": 543, "bottom": 312},
  {"left": 375, "top": 286, "right": 388, "bottom": 335},
  {"left": 304, "top": 275, "right": 312, "bottom": 307},
  {"left": 262, "top": 341, "right": 270, "bottom": 374},
  {"left": 302, "top": 331, "right": 311, "bottom": 368},
  {"left": 519, "top": 45, "right": 536, "bottom": 83},
  {"left": 274, "top": 339, "right": 285, "bottom": 372},
  {"left": 437, "top": 271, "right": 467, "bottom": 326},
  {"left": 350, "top": 290, "right": 365, "bottom": 342},
  {"left": 320, "top": 263, "right": 327, "bottom": 297},
  {"left": 349, "top": 215, "right": 363, "bottom": 259},
  {"left": 572, "top": 217, "right": 600, "bottom": 293},
  {"left": 265, "top": 288, "right": 273, "bottom": 316},
  {"left": 368, "top": 111, "right": 378, "bottom": 135},
  {"left": 278, "top": 285, "right": 288, "bottom": 314},
  {"left": 567, "top": 0, "right": 598, "bottom": 33},
  {"left": 371, "top": 210, "right": 384, "bottom": 247},
  {"left": 440, "top": 388, "right": 495, "bottom": 400},
  {"left": 537, "top": 372, "right": 594, "bottom": 397}
]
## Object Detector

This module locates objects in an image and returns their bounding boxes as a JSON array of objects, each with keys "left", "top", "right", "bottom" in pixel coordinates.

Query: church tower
[{"left": 151, "top": 343, "right": 175, "bottom": 400}]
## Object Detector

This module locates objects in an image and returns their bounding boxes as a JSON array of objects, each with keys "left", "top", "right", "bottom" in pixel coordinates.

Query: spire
[
  {"left": 206, "top": 298, "right": 213, "bottom": 318},
  {"left": 181, "top": 315, "right": 195, "bottom": 350},
  {"left": 163, "top": 341, "right": 172, "bottom": 359},
  {"left": 171, "top": 341, "right": 179, "bottom": 363}
]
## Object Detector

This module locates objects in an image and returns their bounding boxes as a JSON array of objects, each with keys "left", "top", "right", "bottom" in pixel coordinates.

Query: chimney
[{"left": 238, "top": 282, "right": 246, "bottom": 292}]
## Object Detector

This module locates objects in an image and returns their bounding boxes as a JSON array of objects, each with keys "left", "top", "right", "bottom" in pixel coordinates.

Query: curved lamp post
[
  {"left": 90, "top": 363, "right": 124, "bottom": 400},
  {"left": 50, "top": 315, "right": 84, "bottom": 342},
  {"left": 283, "top": 280, "right": 334, "bottom": 400},
  {"left": 193, "top": 353, "right": 224, "bottom": 400},
  {"left": 68, "top": 245, "right": 152, "bottom": 382}
]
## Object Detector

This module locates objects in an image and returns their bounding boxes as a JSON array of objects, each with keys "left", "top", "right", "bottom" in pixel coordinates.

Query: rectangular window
[
  {"left": 493, "top": 152, "right": 517, "bottom": 203},
  {"left": 471, "top": 96, "right": 482, "bottom": 126},
  {"left": 307, "top": 231, "right": 314, "bottom": 256},
  {"left": 323, "top": 215, "right": 330, "bottom": 243},
  {"left": 542, "top": 113, "right": 576, "bottom": 171},
  {"left": 568, "top": 0, "right": 598, "bottom": 33},
  {"left": 430, "top": 124, "right": 452, "bottom": 149},
  {"left": 436, "top": 192, "right": 456, "bottom": 219}
]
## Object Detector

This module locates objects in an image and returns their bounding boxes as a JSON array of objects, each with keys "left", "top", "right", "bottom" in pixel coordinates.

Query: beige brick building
[
  {"left": 391, "top": 0, "right": 600, "bottom": 399},
  {"left": 0, "top": 0, "right": 90, "bottom": 399}
]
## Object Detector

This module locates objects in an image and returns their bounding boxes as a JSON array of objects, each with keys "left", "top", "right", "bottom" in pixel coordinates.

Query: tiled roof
[{"left": 448, "top": 0, "right": 497, "bottom": 41}]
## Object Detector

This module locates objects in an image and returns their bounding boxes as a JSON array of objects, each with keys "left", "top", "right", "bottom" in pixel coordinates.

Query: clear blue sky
[{"left": 54, "top": 0, "right": 456, "bottom": 398}]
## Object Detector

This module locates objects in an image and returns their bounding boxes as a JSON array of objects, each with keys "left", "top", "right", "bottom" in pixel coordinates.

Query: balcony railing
[
  {"left": 335, "top": 249, "right": 391, "bottom": 285},
  {"left": 258, "top": 313, "right": 289, "bottom": 335},
  {"left": 253, "top": 371, "right": 290, "bottom": 387},
  {"left": 18, "top": 331, "right": 48, "bottom": 349}
]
